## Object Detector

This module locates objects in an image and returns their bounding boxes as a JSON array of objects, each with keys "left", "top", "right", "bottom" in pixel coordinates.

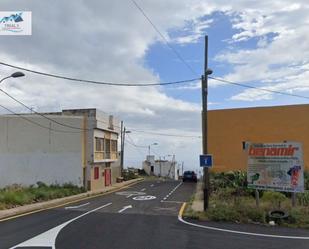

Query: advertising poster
[{"left": 247, "top": 142, "right": 304, "bottom": 193}]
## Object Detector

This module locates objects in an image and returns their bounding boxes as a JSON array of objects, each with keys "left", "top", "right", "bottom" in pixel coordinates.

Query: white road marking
[
  {"left": 10, "top": 202, "right": 112, "bottom": 249},
  {"left": 161, "top": 200, "right": 183, "bottom": 204},
  {"left": 140, "top": 188, "right": 146, "bottom": 192},
  {"left": 161, "top": 181, "right": 183, "bottom": 202},
  {"left": 116, "top": 191, "right": 145, "bottom": 197},
  {"left": 150, "top": 184, "right": 154, "bottom": 187},
  {"left": 118, "top": 205, "right": 133, "bottom": 213},
  {"left": 64, "top": 202, "right": 90, "bottom": 209},
  {"left": 133, "top": 195, "right": 156, "bottom": 201},
  {"left": 178, "top": 215, "right": 309, "bottom": 240}
]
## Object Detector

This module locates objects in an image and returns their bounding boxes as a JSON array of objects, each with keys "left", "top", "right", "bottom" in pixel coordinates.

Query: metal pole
[
  {"left": 120, "top": 121, "right": 124, "bottom": 176},
  {"left": 181, "top": 162, "right": 184, "bottom": 175},
  {"left": 202, "top": 35, "right": 210, "bottom": 211},
  {"left": 148, "top": 145, "right": 150, "bottom": 156}
]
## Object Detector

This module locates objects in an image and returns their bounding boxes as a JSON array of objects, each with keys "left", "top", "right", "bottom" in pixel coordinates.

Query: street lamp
[
  {"left": 0, "top": 71, "right": 25, "bottom": 84},
  {"left": 148, "top": 142, "right": 158, "bottom": 156}
]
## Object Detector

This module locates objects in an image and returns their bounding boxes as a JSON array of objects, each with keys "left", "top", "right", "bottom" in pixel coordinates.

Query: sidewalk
[
  {"left": 0, "top": 178, "right": 143, "bottom": 221},
  {"left": 191, "top": 181, "right": 204, "bottom": 212}
]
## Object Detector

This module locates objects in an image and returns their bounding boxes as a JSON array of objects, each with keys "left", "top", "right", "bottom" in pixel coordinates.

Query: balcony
[{"left": 94, "top": 151, "right": 118, "bottom": 161}]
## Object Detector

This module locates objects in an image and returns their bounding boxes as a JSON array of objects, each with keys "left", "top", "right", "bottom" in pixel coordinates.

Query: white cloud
[
  {"left": 1, "top": 0, "right": 309, "bottom": 169},
  {"left": 173, "top": 18, "right": 213, "bottom": 44}
]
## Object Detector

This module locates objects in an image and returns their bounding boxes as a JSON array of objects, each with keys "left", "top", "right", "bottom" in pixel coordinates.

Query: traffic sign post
[{"left": 200, "top": 154, "right": 213, "bottom": 168}]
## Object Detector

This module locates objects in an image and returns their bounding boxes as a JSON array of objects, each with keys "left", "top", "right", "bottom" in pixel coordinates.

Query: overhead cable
[
  {"left": 128, "top": 128, "right": 202, "bottom": 138},
  {"left": 0, "top": 88, "right": 89, "bottom": 131},
  {"left": 209, "top": 76, "right": 309, "bottom": 100},
  {"left": 131, "top": 0, "right": 199, "bottom": 77},
  {"left": 0, "top": 62, "right": 200, "bottom": 87},
  {"left": 0, "top": 104, "right": 81, "bottom": 133}
]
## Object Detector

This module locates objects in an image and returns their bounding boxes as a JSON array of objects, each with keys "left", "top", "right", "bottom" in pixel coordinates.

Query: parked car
[{"left": 182, "top": 171, "right": 197, "bottom": 182}]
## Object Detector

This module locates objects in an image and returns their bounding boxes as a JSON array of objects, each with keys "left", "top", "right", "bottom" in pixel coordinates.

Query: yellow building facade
[{"left": 208, "top": 104, "right": 309, "bottom": 172}]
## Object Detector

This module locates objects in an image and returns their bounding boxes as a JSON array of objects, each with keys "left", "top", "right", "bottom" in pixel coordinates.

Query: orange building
[{"left": 208, "top": 104, "right": 309, "bottom": 172}]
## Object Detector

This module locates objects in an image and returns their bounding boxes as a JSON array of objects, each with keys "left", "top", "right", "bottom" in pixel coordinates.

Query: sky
[{"left": 0, "top": 1, "right": 309, "bottom": 174}]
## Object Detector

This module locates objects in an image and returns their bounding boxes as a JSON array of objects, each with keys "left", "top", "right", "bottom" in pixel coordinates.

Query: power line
[
  {"left": 131, "top": 0, "right": 199, "bottom": 77},
  {"left": 0, "top": 62, "right": 200, "bottom": 87},
  {"left": 0, "top": 104, "right": 81, "bottom": 133},
  {"left": 128, "top": 128, "right": 202, "bottom": 138},
  {"left": 125, "top": 136, "right": 147, "bottom": 157},
  {"left": 0, "top": 88, "right": 89, "bottom": 131},
  {"left": 209, "top": 76, "right": 309, "bottom": 100}
]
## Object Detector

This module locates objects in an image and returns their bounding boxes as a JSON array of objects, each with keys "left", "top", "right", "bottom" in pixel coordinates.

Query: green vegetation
[
  {"left": 184, "top": 171, "right": 309, "bottom": 229},
  {"left": 122, "top": 169, "right": 140, "bottom": 181},
  {"left": 0, "top": 182, "right": 85, "bottom": 210}
]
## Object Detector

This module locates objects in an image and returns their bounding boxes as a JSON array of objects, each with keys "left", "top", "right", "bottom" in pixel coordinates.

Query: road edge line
[
  {"left": 177, "top": 203, "right": 309, "bottom": 240},
  {"left": 178, "top": 202, "right": 187, "bottom": 218},
  {"left": 0, "top": 178, "right": 143, "bottom": 223}
]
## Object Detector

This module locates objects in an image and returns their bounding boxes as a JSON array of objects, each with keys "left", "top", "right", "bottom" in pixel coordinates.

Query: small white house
[{"left": 143, "top": 155, "right": 179, "bottom": 180}]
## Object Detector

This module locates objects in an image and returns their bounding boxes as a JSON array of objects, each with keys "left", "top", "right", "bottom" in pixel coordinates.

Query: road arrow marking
[
  {"left": 10, "top": 202, "right": 112, "bottom": 249},
  {"left": 118, "top": 205, "right": 132, "bottom": 213},
  {"left": 65, "top": 202, "right": 90, "bottom": 209},
  {"left": 133, "top": 195, "right": 156, "bottom": 201},
  {"left": 140, "top": 188, "right": 146, "bottom": 191}
]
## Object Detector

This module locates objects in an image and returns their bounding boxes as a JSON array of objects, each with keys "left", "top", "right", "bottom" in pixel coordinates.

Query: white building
[
  {"left": 0, "top": 108, "right": 120, "bottom": 190},
  {"left": 143, "top": 155, "right": 179, "bottom": 180}
]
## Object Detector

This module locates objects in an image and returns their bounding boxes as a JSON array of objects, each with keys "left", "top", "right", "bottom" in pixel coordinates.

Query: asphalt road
[{"left": 0, "top": 179, "right": 308, "bottom": 249}]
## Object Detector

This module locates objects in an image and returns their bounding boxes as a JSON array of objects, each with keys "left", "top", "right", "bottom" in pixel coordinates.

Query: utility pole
[
  {"left": 181, "top": 161, "right": 184, "bottom": 176},
  {"left": 202, "top": 35, "right": 213, "bottom": 211},
  {"left": 120, "top": 121, "right": 124, "bottom": 176}
]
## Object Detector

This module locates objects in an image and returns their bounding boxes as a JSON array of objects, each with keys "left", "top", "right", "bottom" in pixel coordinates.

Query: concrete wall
[
  {"left": 0, "top": 115, "right": 83, "bottom": 187},
  {"left": 208, "top": 104, "right": 309, "bottom": 172},
  {"left": 143, "top": 161, "right": 151, "bottom": 175},
  {"left": 111, "top": 160, "right": 121, "bottom": 184},
  {"left": 154, "top": 161, "right": 177, "bottom": 179}
]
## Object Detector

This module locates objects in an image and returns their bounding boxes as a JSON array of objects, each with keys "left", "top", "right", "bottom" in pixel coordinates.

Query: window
[
  {"left": 94, "top": 167, "right": 99, "bottom": 180},
  {"left": 105, "top": 139, "right": 111, "bottom": 153},
  {"left": 95, "top": 137, "right": 104, "bottom": 152},
  {"left": 111, "top": 140, "right": 117, "bottom": 152}
]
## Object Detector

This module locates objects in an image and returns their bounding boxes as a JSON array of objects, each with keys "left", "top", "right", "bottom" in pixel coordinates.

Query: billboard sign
[{"left": 247, "top": 142, "right": 304, "bottom": 193}]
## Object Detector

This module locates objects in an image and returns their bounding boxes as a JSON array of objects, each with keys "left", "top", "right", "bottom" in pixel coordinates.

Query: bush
[
  {"left": 213, "top": 188, "right": 235, "bottom": 201},
  {"left": 0, "top": 191, "right": 34, "bottom": 206},
  {"left": 288, "top": 208, "right": 309, "bottom": 228},
  {"left": 206, "top": 204, "right": 240, "bottom": 222},
  {"left": 245, "top": 208, "right": 266, "bottom": 223},
  {"left": 0, "top": 182, "right": 85, "bottom": 208},
  {"left": 210, "top": 171, "right": 247, "bottom": 192},
  {"left": 297, "top": 191, "right": 309, "bottom": 206},
  {"left": 262, "top": 191, "right": 287, "bottom": 209}
]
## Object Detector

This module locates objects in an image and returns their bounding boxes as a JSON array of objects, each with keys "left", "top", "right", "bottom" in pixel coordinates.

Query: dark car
[{"left": 182, "top": 171, "right": 197, "bottom": 182}]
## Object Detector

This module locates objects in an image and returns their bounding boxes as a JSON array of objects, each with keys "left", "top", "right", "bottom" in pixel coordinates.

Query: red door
[{"left": 104, "top": 168, "right": 111, "bottom": 186}]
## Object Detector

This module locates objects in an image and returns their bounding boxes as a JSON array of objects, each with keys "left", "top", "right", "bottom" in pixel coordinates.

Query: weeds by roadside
[
  {"left": 0, "top": 182, "right": 85, "bottom": 210},
  {"left": 184, "top": 171, "right": 309, "bottom": 229}
]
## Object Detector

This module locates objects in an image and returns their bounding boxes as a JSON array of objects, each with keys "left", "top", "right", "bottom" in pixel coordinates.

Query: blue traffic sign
[{"left": 200, "top": 154, "right": 213, "bottom": 167}]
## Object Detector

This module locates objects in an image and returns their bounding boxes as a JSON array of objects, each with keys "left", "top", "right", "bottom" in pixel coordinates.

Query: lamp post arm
[{"left": 0, "top": 76, "right": 11, "bottom": 84}]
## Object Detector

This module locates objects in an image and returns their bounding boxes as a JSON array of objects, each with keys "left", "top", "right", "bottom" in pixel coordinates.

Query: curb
[
  {"left": 178, "top": 202, "right": 187, "bottom": 218},
  {"left": 0, "top": 178, "right": 143, "bottom": 222}
]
